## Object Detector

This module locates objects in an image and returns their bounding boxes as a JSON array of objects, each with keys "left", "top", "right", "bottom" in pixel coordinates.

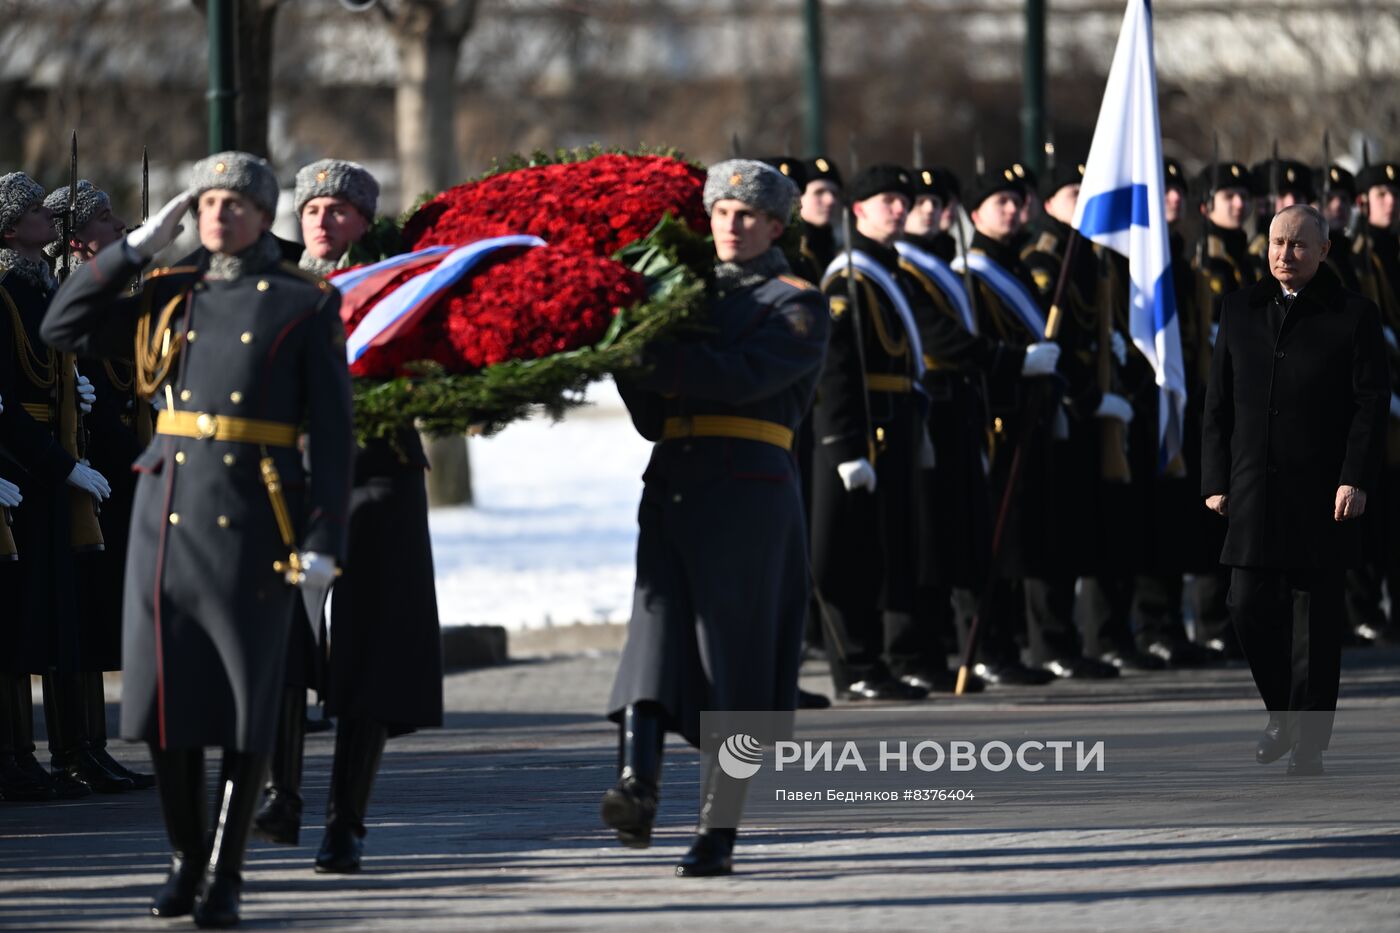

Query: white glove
[
  {"left": 1111, "top": 331, "right": 1127, "bottom": 366},
  {"left": 297, "top": 551, "right": 337, "bottom": 589},
  {"left": 1021, "top": 342, "right": 1061, "bottom": 377},
  {"left": 1390, "top": 393, "right": 1400, "bottom": 420},
  {"left": 76, "top": 372, "right": 96, "bottom": 414},
  {"left": 837, "top": 458, "right": 877, "bottom": 493},
  {"left": 66, "top": 461, "right": 111, "bottom": 501},
  {"left": 126, "top": 190, "right": 195, "bottom": 260},
  {"left": 0, "top": 476, "right": 21, "bottom": 508},
  {"left": 1095, "top": 392, "right": 1134, "bottom": 425}
]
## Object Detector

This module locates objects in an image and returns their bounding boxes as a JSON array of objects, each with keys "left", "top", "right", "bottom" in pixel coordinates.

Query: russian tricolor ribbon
[{"left": 333, "top": 236, "right": 546, "bottom": 366}]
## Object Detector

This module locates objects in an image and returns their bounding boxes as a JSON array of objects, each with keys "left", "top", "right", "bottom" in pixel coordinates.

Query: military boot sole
[{"left": 600, "top": 786, "right": 656, "bottom": 849}]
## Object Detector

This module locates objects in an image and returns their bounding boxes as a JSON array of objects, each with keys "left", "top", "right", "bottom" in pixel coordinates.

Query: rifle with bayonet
[{"left": 58, "top": 130, "right": 104, "bottom": 551}]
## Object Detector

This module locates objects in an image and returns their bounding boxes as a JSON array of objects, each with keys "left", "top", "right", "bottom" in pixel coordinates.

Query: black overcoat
[
  {"left": 0, "top": 267, "right": 82, "bottom": 674},
  {"left": 1201, "top": 263, "right": 1388, "bottom": 570},
  {"left": 325, "top": 427, "right": 443, "bottom": 734},
  {"left": 607, "top": 266, "right": 829, "bottom": 748},
  {"left": 41, "top": 237, "right": 353, "bottom": 753}
]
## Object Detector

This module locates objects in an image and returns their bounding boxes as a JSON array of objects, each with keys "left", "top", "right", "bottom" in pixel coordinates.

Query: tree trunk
[{"left": 393, "top": 1, "right": 479, "bottom": 506}]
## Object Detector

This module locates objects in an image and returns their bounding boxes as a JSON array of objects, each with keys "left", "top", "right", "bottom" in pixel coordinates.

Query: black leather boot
[
  {"left": 84, "top": 671, "right": 155, "bottom": 789},
  {"left": 600, "top": 703, "right": 664, "bottom": 848},
  {"left": 44, "top": 672, "right": 131, "bottom": 794},
  {"left": 253, "top": 687, "right": 306, "bottom": 845},
  {"left": 675, "top": 754, "right": 748, "bottom": 877},
  {"left": 0, "top": 674, "right": 55, "bottom": 801},
  {"left": 150, "top": 745, "right": 209, "bottom": 917},
  {"left": 194, "top": 750, "right": 267, "bottom": 929},
  {"left": 315, "top": 718, "right": 388, "bottom": 873},
  {"left": 15, "top": 676, "right": 86, "bottom": 799}
]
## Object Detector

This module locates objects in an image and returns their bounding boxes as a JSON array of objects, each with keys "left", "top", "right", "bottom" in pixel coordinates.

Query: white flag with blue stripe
[{"left": 1071, "top": 0, "right": 1185, "bottom": 473}]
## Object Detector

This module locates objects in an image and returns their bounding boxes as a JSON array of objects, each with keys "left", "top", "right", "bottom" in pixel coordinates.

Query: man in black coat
[
  {"left": 43, "top": 151, "right": 353, "bottom": 925},
  {"left": 602, "top": 159, "right": 828, "bottom": 877},
  {"left": 1202, "top": 204, "right": 1388, "bottom": 776},
  {"left": 253, "top": 158, "right": 444, "bottom": 876}
]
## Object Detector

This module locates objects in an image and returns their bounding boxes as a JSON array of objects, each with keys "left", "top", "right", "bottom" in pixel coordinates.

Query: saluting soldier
[
  {"left": 811, "top": 164, "right": 931, "bottom": 701},
  {"left": 0, "top": 172, "right": 113, "bottom": 802},
  {"left": 602, "top": 159, "right": 828, "bottom": 876},
  {"left": 1016, "top": 158, "right": 1133, "bottom": 678},
  {"left": 40, "top": 180, "right": 156, "bottom": 793},
  {"left": 42, "top": 151, "right": 353, "bottom": 927},
  {"left": 254, "top": 159, "right": 444, "bottom": 875}
]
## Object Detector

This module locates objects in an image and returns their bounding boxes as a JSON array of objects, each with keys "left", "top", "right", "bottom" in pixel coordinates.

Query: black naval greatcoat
[
  {"left": 898, "top": 232, "right": 1021, "bottom": 590},
  {"left": 74, "top": 355, "right": 148, "bottom": 671},
  {"left": 41, "top": 235, "right": 354, "bottom": 754},
  {"left": 0, "top": 261, "right": 84, "bottom": 674},
  {"left": 324, "top": 426, "right": 443, "bottom": 734},
  {"left": 812, "top": 233, "right": 925, "bottom": 685},
  {"left": 1202, "top": 263, "right": 1388, "bottom": 571},
  {"left": 607, "top": 252, "right": 829, "bottom": 747}
]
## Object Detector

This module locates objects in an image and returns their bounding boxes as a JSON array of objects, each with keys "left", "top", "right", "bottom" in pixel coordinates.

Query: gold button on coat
[
  {"left": 229, "top": 391, "right": 243, "bottom": 404},
  {"left": 180, "top": 389, "right": 192, "bottom": 401},
  {"left": 223, "top": 454, "right": 236, "bottom": 466},
  {"left": 186, "top": 330, "right": 197, "bottom": 342},
  {"left": 174, "top": 451, "right": 186, "bottom": 464},
  {"left": 256, "top": 280, "right": 270, "bottom": 292},
  {"left": 216, "top": 516, "right": 230, "bottom": 528},
  {"left": 241, "top": 332, "right": 253, "bottom": 344},
  {"left": 168, "top": 513, "right": 180, "bottom": 525}
]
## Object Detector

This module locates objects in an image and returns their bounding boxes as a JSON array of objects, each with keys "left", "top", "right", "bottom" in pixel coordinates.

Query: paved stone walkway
[{"left": 2, "top": 650, "right": 1399, "bottom": 931}]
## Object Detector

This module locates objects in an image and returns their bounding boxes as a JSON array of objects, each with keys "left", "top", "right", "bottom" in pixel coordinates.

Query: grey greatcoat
[
  {"left": 1201, "top": 263, "right": 1388, "bottom": 570},
  {"left": 607, "top": 259, "right": 829, "bottom": 748},
  {"left": 41, "top": 235, "right": 353, "bottom": 753}
]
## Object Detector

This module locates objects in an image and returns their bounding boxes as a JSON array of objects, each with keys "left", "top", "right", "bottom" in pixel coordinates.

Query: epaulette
[
  {"left": 777, "top": 273, "right": 816, "bottom": 291},
  {"left": 1247, "top": 233, "right": 1267, "bottom": 257},
  {"left": 278, "top": 261, "right": 334, "bottom": 293},
  {"left": 144, "top": 265, "right": 199, "bottom": 281}
]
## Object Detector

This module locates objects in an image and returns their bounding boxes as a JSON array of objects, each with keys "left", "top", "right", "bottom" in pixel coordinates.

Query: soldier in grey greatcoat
[
  {"left": 43, "top": 151, "right": 353, "bottom": 927},
  {"left": 602, "top": 159, "right": 829, "bottom": 877}
]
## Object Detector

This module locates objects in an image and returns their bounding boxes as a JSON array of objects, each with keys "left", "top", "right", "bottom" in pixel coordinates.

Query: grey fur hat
[
  {"left": 295, "top": 159, "right": 379, "bottom": 220},
  {"left": 703, "top": 159, "right": 799, "bottom": 220},
  {"left": 42, "top": 181, "right": 113, "bottom": 257},
  {"left": 0, "top": 172, "right": 46, "bottom": 234},
  {"left": 189, "top": 151, "right": 279, "bottom": 216}
]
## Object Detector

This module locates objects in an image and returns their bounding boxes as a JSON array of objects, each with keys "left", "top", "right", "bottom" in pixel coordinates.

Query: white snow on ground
[{"left": 428, "top": 379, "right": 651, "bottom": 630}]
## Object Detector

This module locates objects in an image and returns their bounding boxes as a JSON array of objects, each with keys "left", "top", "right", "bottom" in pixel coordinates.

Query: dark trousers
[
  {"left": 1079, "top": 575, "right": 1136, "bottom": 658},
  {"left": 1228, "top": 566, "right": 1344, "bottom": 749},
  {"left": 1130, "top": 573, "right": 1193, "bottom": 648},
  {"left": 1024, "top": 575, "right": 1085, "bottom": 665}
]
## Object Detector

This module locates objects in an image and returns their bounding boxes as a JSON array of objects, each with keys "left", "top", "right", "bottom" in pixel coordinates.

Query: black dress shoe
[
  {"left": 841, "top": 679, "right": 929, "bottom": 701},
  {"left": 1287, "top": 745, "right": 1325, "bottom": 777},
  {"left": 60, "top": 749, "right": 136, "bottom": 794},
  {"left": 599, "top": 776, "right": 658, "bottom": 848},
  {"left": 150, "top": 856, "right": 205, "bottom": 918},
  {"left": 0, "top": 756, "right": 57, "bottom": 801},
  {"left": 899, "top": 670, "right": 986, "bottom": 694},
  {"left": 1256, "top": 717, "right": 1292, "bottom": 764},
  {"left": 90, "top": 749, "right": 156, "bottom": 790},
  {"left": 973, "top": 662, "right": 1056, "bottom": 687},
  {"left": 252, "top": 788, "right": 303, "bottom": 846},
  {"left": 675, "top": 829, "right": 735, "bottom": 877},
  {"left": 16, "top": 754, "right": 90, "bottom": 799},
  {"left": 797, "top": 688, "right": 831, "bottom": 710},
  {"left": 1099, "top": 649, "right": 1166, "bottom": 672},
  {"left": 314, "top": 822, "right": 365, "bottom": 873},
  {"left": 192, "top": 872, "right": 241, "bottom": 928},
  {"left": 1042, "top": 657, "right": 1120, "bottom": 680}
]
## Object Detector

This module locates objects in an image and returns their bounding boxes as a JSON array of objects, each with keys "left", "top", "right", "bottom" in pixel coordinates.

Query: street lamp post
[{"left": 207, "top": 0, "right": 238, "bottom": 152}]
